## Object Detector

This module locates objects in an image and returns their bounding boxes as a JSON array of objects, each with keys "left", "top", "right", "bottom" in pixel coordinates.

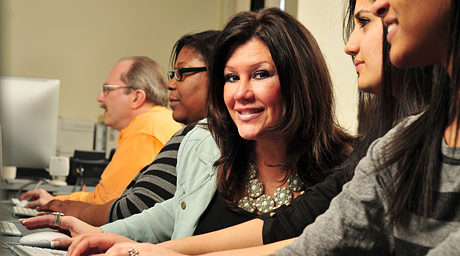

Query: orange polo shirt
[{"left": 54, "top": 106, "right": 182, "bottom": 204}]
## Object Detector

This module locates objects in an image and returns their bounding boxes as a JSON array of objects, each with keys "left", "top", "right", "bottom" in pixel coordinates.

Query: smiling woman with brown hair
[{"left": 18, "top": 8, "right": 356, "bottom": 255}]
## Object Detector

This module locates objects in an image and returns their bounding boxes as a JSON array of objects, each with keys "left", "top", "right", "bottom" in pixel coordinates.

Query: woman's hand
[
  {"left": 103, "top": 242, "right": 186, "bottom": 256},
  {"left": 67, "top": 233, "right": 135, "bottom": 256},
  {"left": 20, "top": 215, "right": 102, "bottom": 248}
]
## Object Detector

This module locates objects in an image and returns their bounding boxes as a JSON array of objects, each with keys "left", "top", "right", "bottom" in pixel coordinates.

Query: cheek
[
  {"left": 272, "top": 93, "right": 284, "bottom": 118},
  {"left": 263, "top": 83, "right": 283, "bottom": 115},
  {"left": 363, "top": 25, "right": 383, "bottom": 65},
  {"left": 223, "top": 85, "right": 235, "bottom": 111},
  {"left": 362, "top": 33, "right": 383, "bottom": 70},
  {"left": 192, "top": 84, "right": 208, "bottom": 105}
]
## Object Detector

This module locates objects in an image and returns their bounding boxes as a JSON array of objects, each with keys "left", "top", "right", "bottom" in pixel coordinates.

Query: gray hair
[{"left": 119, "top": 56, "right": 168, "bottom": 106}]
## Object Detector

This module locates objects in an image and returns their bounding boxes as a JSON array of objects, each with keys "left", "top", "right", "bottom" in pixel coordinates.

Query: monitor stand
[{"left": 48, "top": 176, "right": 67, "bottom": 187}]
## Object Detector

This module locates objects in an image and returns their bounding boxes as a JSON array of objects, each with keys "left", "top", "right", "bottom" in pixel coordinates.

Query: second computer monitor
[{"left": 0, "top": 76, "right": 60, "bottom": 170}]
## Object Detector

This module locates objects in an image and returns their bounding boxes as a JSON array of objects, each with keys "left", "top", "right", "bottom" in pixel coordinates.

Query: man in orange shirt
[{"left": 20, "top": 56, "right": 182, "bottom": 207}]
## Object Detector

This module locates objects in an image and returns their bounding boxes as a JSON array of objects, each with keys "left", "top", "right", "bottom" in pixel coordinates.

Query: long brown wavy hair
[{"left": 207, "top": 8, "right": 354, "bottom": 208}]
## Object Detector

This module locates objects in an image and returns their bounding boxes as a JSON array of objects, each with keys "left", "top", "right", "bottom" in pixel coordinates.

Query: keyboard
[
  {"left": 0, "top": 220, "right": 22, "bottom": 236},
  {"left": 15, "top": 244, "right": 67, "bottom": 256},
  {"left": 13, "top": 206, "right": 39, "bottom": 217},
  {"left": 11, "top": 198, "right": 28, "bottom": 208}
]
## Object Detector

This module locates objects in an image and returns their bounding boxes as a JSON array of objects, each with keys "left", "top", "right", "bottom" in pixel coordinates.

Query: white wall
[
  {"left": 0, "top": 0, "right": 239, "bottom": 123},
  {"left": 298, "top": 0, "right": 358, "bottom": 134},
  {"left": 1, "top": 0, "right": 358, "bottom": 133}
]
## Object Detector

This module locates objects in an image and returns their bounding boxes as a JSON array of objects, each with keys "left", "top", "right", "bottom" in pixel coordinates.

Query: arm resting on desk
[{"left": 157, "top": 218, "right": 264, "bottom": 254}]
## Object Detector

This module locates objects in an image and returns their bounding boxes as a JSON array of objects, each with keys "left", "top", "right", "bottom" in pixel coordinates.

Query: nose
[
  {"left": 371, "top": 0, "right": 389, "bottom": 18},
  {"left": 167, "top": 79, "right": 176, "bottom": 91},
  {"left": 97, "top": 91, "right": 105, "bottom": 102},
  {"left": 233, "top": 79, "right": 254, "bottom": 102},
  {"left": 344, "top": 30, "right": 360, "bottom": 56}
]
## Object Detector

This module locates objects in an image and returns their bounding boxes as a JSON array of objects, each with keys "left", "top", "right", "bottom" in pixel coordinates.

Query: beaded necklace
[{"left": 238, "top": 161, "right": 304, "bottom": 213}]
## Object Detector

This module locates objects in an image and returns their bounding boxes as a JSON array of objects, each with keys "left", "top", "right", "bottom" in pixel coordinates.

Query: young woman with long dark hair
[{"left": 272, "top": 0, "right": 456, "bottom": 255}]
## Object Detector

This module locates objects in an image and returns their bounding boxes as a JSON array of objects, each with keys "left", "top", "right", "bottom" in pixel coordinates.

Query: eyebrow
[
  {"left": 354, "top": 10, "right": 372, "bottom": 19},
  {"left": 224, "top": 61, "right": 272, "bottom": 71}
]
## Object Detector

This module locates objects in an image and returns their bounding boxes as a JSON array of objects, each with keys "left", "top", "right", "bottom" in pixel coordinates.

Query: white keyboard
[
  {"left": 0, "top": 220, "right": 22, "bottom": 236},
  {"left": 11, "top": 197, "right": 28, "bottom": 208},
  {"left": 15, "top": 244, "right": 67, "bottom": 256},
  {"left": 13, "top": 206, "right": 39, "bottom": 217}
]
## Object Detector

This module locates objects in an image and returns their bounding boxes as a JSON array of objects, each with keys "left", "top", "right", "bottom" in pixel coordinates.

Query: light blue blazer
[{"left": 101, "top": 123, "right": 220, "bottom": 243}]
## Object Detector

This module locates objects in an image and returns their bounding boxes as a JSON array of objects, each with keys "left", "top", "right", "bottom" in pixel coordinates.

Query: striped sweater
[{"left": 107, "top": 125, "right": 194, "bottom": 222}]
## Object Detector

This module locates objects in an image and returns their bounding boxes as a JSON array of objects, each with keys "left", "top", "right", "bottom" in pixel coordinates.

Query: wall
[
  {"left": 298, "top": 0, "right": 358, "bottom": 134},
  {"left": 0, "top": 0, "right": 237, "bottom": 123},
  {"left": 0, "top": 0, "right": 358, "bottom": 133}
]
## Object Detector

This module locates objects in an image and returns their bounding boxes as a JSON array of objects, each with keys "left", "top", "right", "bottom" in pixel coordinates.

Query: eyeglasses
[
  {"left": 102, "top": 84, "right": 135, "bottom": 95},
  {"left": 167, "top": 67, "right": 207, "bottom": 81}
]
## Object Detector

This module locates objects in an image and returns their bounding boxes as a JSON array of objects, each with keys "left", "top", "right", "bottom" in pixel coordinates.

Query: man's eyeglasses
[
  {"left": 167, "top": 67, "right": 207, "bottom": 81},
  {"left": 102, "top": 84, "right": 135, "bottom": 95}
]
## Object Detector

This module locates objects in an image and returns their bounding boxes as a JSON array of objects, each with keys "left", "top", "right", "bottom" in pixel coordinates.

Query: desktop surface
[
  {"left": 1, "top": 179, "right": 95, "bottom": 201},
  {"left": 1, "top": 180, "right": 96, "bottom": 255},
  {"left": 0, "top": 200, "right": 49, "bottom": 255}
]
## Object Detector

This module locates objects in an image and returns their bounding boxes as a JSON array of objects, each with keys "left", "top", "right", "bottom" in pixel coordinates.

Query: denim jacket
[{"left": 101, "top": 123, "right": 220, "bottom": 243}]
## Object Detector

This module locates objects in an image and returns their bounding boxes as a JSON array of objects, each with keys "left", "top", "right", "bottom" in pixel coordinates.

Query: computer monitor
[{"left": 0, "top": 76, "right": 60, "bottom": 171}]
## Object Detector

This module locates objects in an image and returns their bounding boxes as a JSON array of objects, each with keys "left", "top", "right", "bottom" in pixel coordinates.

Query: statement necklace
[{"left": 238, "top": 162, "right": 304, "bottom": 213}]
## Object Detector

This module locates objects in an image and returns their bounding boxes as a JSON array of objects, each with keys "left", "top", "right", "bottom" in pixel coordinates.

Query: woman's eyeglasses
[{"left": 167, "top": 67, "right": 207, "bottom": 81}]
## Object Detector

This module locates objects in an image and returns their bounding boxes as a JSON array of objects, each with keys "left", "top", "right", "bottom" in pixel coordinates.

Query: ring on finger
[
  {"left": 52, "top": 212, "right": 64, "bottom": 227},
  {"left": 128, "top": 247, "right": 139, "bottom": 256}
]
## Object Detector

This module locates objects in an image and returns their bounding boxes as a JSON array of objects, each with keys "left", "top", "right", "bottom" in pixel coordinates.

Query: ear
[{"left": 131, "top": 89, "right": 147, "bottom": 109}]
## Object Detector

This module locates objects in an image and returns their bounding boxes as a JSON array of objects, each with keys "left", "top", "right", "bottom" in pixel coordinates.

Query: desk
[
  {"left": 1, "top": 180, "right": 95, "bottom": 200},
  {"left": 0, "top": 183, "right": 90, "bottom": 256},
  {"left": 0, "top": 178, "right": 96, "bottom": 256},
  {"left": 0, "top": 181, "right": 95, "bottom": 254},
  {"left": 0, "top": 200, "right": 50, "bottom": 255},
  {"left": 0, "top": 200, "right": 68, "bottom": 255},
  {"left": 1, "top": 200, "right": 26, "bottom": 255}
]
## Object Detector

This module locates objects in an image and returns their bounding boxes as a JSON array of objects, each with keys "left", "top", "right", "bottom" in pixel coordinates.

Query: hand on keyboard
[{"left": 19, "top": 189, "right": 54, "bottom": 208}]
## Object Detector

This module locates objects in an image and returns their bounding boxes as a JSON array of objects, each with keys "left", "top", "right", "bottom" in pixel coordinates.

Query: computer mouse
[{"left": 19, "top": 231, "right": 70, "bottom": 248}]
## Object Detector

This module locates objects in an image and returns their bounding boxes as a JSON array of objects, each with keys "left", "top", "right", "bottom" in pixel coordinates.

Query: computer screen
[{"left": 0, "top": 76, "right": 60, "bottom": 170}]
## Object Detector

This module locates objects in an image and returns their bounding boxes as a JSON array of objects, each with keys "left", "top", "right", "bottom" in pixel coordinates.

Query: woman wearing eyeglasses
[
  {"left": 166, "top": 32, "right": 215, "bottom": 125},
  {"left": 23, "top": 31, "right": 221, "bottom": 228}
]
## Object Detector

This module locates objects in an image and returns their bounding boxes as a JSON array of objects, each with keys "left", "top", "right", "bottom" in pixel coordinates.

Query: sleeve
[
  {"left": 101, "top": 197, "right": 176, "bottom": 243},
  {"left": 427, "top": 228, "right": 460, "bottom": 255},
  {"left": 107, "top": 126, "right": 193, "bottom": 222},
  {"left": 274, "top": 137, "right": 394, "bottom": 256},
  {"left": 258, "top": 169, "right": 350, "bottom": 244},
  {"left": 54, "top": 132, "right": 163, "bottom": 204}
]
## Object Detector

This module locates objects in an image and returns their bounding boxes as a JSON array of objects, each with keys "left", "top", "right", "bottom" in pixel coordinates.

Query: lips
[
  {"left": 236, "top": 108, "right": 264, "bottom": 121},
  {"left": 354, "top": 60, "right": 364, "bottom": 73},
  {"left": 383, "top": 16, "right": 399, "bottom": 44},
  {"left": 239, "top": 109, "right": 263, "bottom": 115},
  {"left": 169, "top": 97, "right": 179, "bottom": 107},
  {"left": 386, "top": 23, "right": 398, "bottom": 43}
]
